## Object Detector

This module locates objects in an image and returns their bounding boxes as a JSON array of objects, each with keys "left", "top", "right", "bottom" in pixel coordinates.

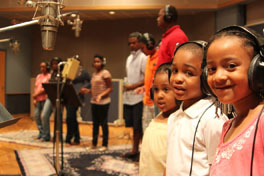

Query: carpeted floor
[
  {"left": 0, "top": 130, "right": 91, "bottom": 148},
  {"left": 15, "top": 145, "right": 138, "bottom": 176}
]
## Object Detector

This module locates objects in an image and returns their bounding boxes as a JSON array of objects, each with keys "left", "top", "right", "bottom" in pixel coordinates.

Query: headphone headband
[
  {"left": 164, "top": 4, "right": 170, "bottom": 16},
  {"left": 172, "top": 41, "right": 215, "bottom": 97},
  {"left": 173, "top": 41, "right": 207, "bottom": 58},
  {"left": 142, "top": 33, "right": 155, "bottom": 50},
  {"left": 163, "top": 4, "right": 177, "bottom": 23},
  {"left": 217, "top": 25, "right": 264, "bottom": 54},
  {"left": 144, "top": 33, "right": 150, "bottom": 42}
]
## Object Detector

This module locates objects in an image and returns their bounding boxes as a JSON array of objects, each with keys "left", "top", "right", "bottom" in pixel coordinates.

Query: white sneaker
[
  {"left": 86, "top": 145, "right": 97, "bottom": 150},
  {"left": 99, "top": 146, "right": 108, "bottom": 151}
]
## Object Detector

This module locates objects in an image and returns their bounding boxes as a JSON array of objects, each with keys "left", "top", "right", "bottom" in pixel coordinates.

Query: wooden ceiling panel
[{"left": 0, "top": 0, "right": 249, "bottom": 22}]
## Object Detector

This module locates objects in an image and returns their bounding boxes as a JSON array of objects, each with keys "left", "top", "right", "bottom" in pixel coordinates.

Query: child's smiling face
[{"left": 206, "top": 36, "right": 253, "bottom": 104}]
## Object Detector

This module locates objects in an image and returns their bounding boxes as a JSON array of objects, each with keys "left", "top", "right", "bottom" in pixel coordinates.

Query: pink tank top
[{"left": 210, "top": 111, "right": 264, "bottom": 176}]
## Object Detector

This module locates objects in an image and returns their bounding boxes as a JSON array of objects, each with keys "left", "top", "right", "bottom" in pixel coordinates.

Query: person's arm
[
  {"left": 124, "top": 80, "right": 144, "bottom": 91},
  {"left": 79, "top": 88, "right": 91, "bottom": 94},
  {"left": 134, "top": 86, "right": 145, "bottom": 94},
  {"left": 96, "top": 77, "right": 112, "bottom": 103},
  {"left": 33, "top": 89, "right": 45, "bottom": 99},
  {"left": 82, "top": 70, "right": 91, "bottom": 89},
  {"left": 78, "top": 71, "right": 91, "bottom": 94},
  {"left": 33, "top": 75, "right": 48, "bottom": 99}
]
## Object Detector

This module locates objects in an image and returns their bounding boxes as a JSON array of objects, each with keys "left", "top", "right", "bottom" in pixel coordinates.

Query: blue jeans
[
  {"left": 41, "top": 99, "right": 53, "bottom": 140},
  {"left": 34, "top": 100, "right": 45, "bottom": 138}
]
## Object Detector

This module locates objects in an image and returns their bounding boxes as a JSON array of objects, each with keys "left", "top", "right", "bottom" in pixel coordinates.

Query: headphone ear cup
[
  {"left": 164, "top": 14, "right": 172, "bottom": 23},
  {"left": 163, "top": 5, "right": 172, "bottom": 23},
  {"left": 102, "top": 57, "right": 106, "bottom": 66},
  {"left": 201, "top": 67, "right": 215, "bottom": 97},
  {"left": 45, "top": 61, "right": 50, "bottom": 72},
  {"left": 248, "top": 54, "right": 264, "bottom": 93},
  {"left": 146, "top": 43, "right": 154, "bottom": 50}
]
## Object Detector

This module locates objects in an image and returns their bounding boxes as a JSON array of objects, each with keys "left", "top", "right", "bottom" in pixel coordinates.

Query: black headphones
[
  {"left": 102, "top": 57, "right": 107, "bottom": 66},
  {"left": 164, "top": 4, "right": 177, "bottom": 23},
  {"left": 214, "top": 25, "right": 264, "bottom": 94},
  {"left": 142, "top": 33, "right": 155, "bottom": 50},
  {"left": 173, "top": 41, "right": 214, "bottom": 97},
  {"left": 94, "top": 54, "right": 106, "bottom": 67},
  {"left": 44, "top": 61, "right": 50, "bottom": 72},
  {"left": 212, "top": 26, "right": 264, "bottom": 176},
  {"left": 150, "top": 62, "right": 172, "bottom": 100},
  {"left": 50, "top": 57, "right": 62, "bottom": 66}
]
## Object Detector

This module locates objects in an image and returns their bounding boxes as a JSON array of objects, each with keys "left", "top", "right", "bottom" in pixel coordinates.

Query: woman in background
[{"left": 80, "top": 54, "right": 112, "bottom": 150}]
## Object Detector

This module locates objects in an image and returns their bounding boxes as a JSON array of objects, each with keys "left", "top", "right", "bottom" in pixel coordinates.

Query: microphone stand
[
  {"left": 0, "top": 12, "right": 79, "bottom": 33},
  {"left": 0, "top": 20, "right": 39, "bottom": 33},
  {"left": 54, "top": 63, "right": 66, "bottom": 176}
]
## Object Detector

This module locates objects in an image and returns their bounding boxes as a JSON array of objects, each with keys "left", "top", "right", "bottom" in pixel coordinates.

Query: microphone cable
[
  {"left": 250, "top": 104, "right": 264, "bottom": 176},
  {"left": 189, "top": 101, "right": 215, "bottom": 176}
]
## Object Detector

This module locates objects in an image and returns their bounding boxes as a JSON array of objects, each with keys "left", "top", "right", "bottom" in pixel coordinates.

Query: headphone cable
[
  {"left": 250, "top": 104, "right": 264, "bottom": 176},
  {"left": 189, "top": 101, "right": 215, "bottom": 176}
]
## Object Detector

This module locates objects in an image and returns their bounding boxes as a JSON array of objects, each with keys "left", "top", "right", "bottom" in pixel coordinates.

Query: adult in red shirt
[{"left": 156, "top": 4, "right": 188, "bottom": 68}]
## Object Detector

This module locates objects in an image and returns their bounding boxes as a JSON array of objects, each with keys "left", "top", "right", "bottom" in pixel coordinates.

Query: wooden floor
[{"left": 0, "top": 114, "right": 132, "bottom": 175}]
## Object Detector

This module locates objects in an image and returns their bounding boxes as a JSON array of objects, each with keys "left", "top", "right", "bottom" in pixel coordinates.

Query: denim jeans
[
  {"left": 41, "top": 99, "right": 53, "bottom": 140},
  {"left": 34, "top": 100, "right": 45, "bottom": 138}
]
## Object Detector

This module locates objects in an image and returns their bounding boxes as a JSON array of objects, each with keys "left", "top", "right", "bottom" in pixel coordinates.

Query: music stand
[
  {"left": 43, "top": 82, "right": 81, "bottom": 175},
  {"left": 43, "top": 82, "right": 82, "bottom": 107},
  {"left": 0, "top": 103, "right": 21, "bottom": 129}
]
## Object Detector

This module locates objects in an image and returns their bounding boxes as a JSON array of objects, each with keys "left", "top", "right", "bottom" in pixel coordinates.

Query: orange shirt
[{"left": 143, "top": 50, "right": 158, "bottom": 106}]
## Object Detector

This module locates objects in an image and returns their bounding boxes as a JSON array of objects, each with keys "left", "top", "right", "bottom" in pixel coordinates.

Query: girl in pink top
[
  {"left": 33, "top": 61, "right": 51, "bottom": 139},
  {"left": 206, "top": 25, "right": 264, "bottom": 176}
]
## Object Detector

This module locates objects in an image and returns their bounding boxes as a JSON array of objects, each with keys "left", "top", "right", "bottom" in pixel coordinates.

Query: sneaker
[
  {"left": 73, "top": 139, "right": 80, "bottom": 145},
  {"left": 72, "top": 141, "right": 80, "bottom": 145},
  {"left": 86, "top": 145, "right": 97, "bottom": 150},
  {"left": 37, "top": 134, "right": 42, "bottom": 139},
  {"left": 41, "top": 138, "right": 50, "bottom": 142},
  {"left": 99, "top": 146, "right": 108, "bottom": 151}
]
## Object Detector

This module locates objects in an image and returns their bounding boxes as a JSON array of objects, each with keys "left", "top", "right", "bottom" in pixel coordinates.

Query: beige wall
[
  {"left": 246, "top": 0, "right": 264, "bottom": 25},
  {"left": 31, "top": 12, "right": 215, "bottom": 78},
  {"left": 179, "top": 11, "right": 215, "bottom": 40}
]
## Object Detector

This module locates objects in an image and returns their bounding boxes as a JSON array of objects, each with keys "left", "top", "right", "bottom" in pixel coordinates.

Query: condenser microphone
[
  {"left": 39, "top": 0, "right": 59, "bottom": 50},
  {"left": 10, "top": 39, "right": 20, "bottom": 54},
  {"left": 62, "top": 58, "right": 80, "bottom": 80},
  {"left": 74, "top": 14, "right": 82, "bottom": 38}
]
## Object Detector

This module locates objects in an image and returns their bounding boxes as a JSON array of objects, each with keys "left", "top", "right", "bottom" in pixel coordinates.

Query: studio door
[{"left": 0, "top": 50, "right": 5, "bottom": 106}]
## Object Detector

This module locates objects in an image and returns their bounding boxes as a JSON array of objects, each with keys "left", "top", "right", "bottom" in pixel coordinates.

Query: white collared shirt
[
  {"left": 166, "top": 97, "right": 228, "bottom": 176},
  {"left": 123, "top": 49, "right": 147, "bottom": 105}
]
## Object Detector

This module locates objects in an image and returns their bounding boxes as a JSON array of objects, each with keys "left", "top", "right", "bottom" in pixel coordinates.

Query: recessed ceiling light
[{"left": 109, "top": 11, "right": 115, "bottom": 15}]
